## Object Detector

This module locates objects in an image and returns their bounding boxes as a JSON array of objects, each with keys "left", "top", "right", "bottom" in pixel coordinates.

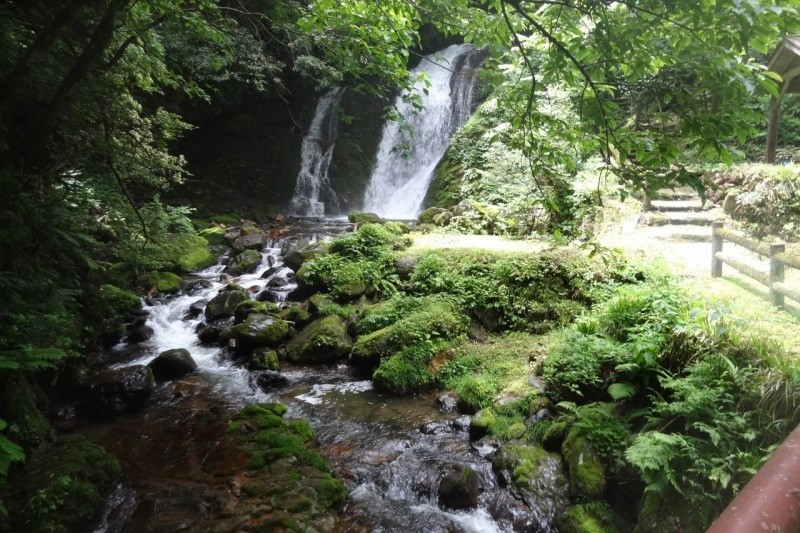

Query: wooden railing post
[
  {"left": 770, "top": 240, "right": 786, "bottom": 308},
  {"left": 712, "top": 220, "right": 724, "bottom": 277}
]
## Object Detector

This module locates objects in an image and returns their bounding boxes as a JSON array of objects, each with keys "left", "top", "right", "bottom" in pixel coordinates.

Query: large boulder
[
  {"left": 125, "top": 325, "right": 154, "bottom": 344},
  {"left": 146, "top": 271, "right": 182, "bottom": 294},
  {"left": 233, "top": 300, "right": 279, "bottom": 323},
  {"left": 489, "top": 443, "right": 570, "bottom": 531},
  {"left": 147, "top": 348, "right": 198, "bottom": 381},
  {"left": 347, "top": 212, "right": 384, "bottom": 225},
  {"left": 255, "top": 370, "right": 290, "bottom": 390},
  {"left": 283, "top": 241, "right": 328, "bottom": 271},
  {"left": 417, "top": 207, "right": 451, "bottom": 226},
  {"left": 286, "top": 316, "right": 353, "bottom": 364},
  {"left": 438, "top": 464, "right": 481, "bottom": 510},
  {"left": 231, "top": 313, "right": 289, "bottom": 351},
  {"left": 84, "top": 365, "right": 154, "bottom": 418},
  {"left": 562, "top": 428, "right": 607, "bottom": 501},
  {"left": 225, "top": 249, "right": 262, "bottom": 276},
  {"left": 205, "top": 286, "right": 248, "bottom": 320},
  {"left": 233, "top": 231, "right": 266, "bottom": 252}
]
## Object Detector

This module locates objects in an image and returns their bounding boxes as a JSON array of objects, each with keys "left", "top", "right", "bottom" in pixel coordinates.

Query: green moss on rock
[
  {"left": 563, "top": 428, "right": 607, "bottom": 501},
  {"left": 372, "top": 352, "right": 435, "bottom": 393},
  {"left": 347, "top": 212, "right": 384, "bottom": 224},
  {"left": 225, "top": 249, "right": 262, "bottom": 276},
  {"left": 232, "top": 314, "right": 289, "bottom": 350},
  {"left": 198, "top": 226, "right": 227, "bottom": 245},
  {"left": 251, "top": 349, "right": 280, "bottom": 371},
  {"left": 234, "top": 300, "right": 279, "bottom": 322},
  {"left": 469, "top": 408, "right": 496, "bottom": 441},
  {"left": 99, "top": 284, "right": 141, "bottom": 315},
  {"left": 7, "top": 435, "right": 121, "bottom": 532},
  {"left": 556, "top": 502, "right": 621, "bottom": 533},
  {"left": 286, "top": 315, "right": 353, "bottom": 364},
  {"left": 176, "top": 234, "right": 216, "bottom": 271},
  {"left": 146, "top": 271, "right": 182, "bottom": 293}
]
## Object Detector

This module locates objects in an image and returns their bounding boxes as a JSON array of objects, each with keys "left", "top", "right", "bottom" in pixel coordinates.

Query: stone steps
[
  {"left": 644, "top": 210, "right": 725, "bottom": 227},
  {"left": 648, "top": 200, "right": 709, "bottom": 212},
  {"left": 643, "top": 225, "right": 713, "bottom": 243}
]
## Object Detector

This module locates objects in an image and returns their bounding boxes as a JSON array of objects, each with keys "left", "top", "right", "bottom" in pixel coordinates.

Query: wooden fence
[{"left": 712, "top": 220, "right": 800, "bottom": 307}]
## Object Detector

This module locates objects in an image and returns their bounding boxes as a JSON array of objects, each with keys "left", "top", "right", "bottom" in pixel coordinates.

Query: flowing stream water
[
  {"left": 363, "top": 44, "right": 485, "bottom": 219},
  {"left": 86, "top": 219, "right": 565, "bottom": 532},
  {"left": 290, "top": 88, "right": 345, "bottom": 216}
]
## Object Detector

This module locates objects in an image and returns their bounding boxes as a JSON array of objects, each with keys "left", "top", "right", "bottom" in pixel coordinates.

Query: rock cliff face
[{"left": 176, "top": 88, "right": 388, "bottom": 217}]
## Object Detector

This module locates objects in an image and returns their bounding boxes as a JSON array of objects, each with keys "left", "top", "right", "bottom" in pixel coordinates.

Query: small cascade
[
  {"left": 363, "top": 44, "right": 484, "bottom": 219},
  {"left": 289, "top": 87, "right": 345, "bottom": 216}
]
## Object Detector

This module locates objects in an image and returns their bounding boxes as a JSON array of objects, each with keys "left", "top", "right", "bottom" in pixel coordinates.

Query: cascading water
[
  {"left": 289, "top": 87, "right": 345, "bottom": 216},
  {"left": 363, "top": 44, "right": 484, "bottom": 219},
  {"left": 93, "top": 219, "right": 566, "bottom": 532}
]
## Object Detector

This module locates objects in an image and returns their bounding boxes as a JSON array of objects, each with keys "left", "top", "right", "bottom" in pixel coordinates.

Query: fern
[
  {"left": 0, "top": 347, "right": 72, "bottom": 372},
  {"left": 0, "top": 419, "right": 25, "bottom": 476}
]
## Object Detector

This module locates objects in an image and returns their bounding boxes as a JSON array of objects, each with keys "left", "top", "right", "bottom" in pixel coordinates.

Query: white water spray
[
  {"left": 363, "top": 44, "right": 483, "bottom": 219},
  {"left": 290, "top": 87, "right": 345, "bottom": 216}
]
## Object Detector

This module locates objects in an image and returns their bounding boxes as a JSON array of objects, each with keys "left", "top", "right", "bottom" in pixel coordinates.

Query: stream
[{"left": 84, "top": 219, "right": 560, "bottom": 532}]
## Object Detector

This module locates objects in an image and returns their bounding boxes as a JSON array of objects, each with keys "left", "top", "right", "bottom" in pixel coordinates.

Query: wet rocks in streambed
[
  {"left": 147, "top": 348, "right": 197, "bottom": 381},
  {"left": 225, "top": 249, "right": 262, "bottom": 276},
  {"left": 250, "top": 348, "right": 280, "bottom": 370},
  {"left": 184, "top": 299, "right": 206, "bottom": 319},
  {"left": 124, "top": 325, "right": 154, "bottom": 344},
  {"left": 285, "top": 315, "right": 352, "bottom": 364},
  {"left": 234, "top": 300, "right": 279, "bottom": 323},
  {"left": 205, "top": 285, "right": 248, "bottom": 320},
  {"left": 282, "top": 241, "right": 328, "bottom": 271},
  {"left": 438, "top": 464, "right": 482, "bottom": 510},
  {"left": 232, "top": 231, "right": 266, "bottom": 252},
  {"left": 196, "top": 317, "right": 234, "bottom": 345},
  {"left": 436, "top": 391, "right": 459, "bottom": 413},
  {"left": 83, "top": 365, "right": 154, "bottom": 418},
  {"left": 231, "top": 313, "right": 289, "bottom": 351},
  {"left": 488, "top": 443, "right": 570, "bottom": 531},
  {"left": 254, "top": 370, "right": 290, "bottom": 390}
]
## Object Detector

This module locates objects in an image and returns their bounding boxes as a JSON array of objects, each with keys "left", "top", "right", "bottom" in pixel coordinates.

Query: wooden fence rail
[{"left": 711, "top": 220, "right": 799, "bottom": 308}]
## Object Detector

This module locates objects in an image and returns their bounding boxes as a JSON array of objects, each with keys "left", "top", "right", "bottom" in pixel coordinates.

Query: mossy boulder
[
  {"left": 490, "top": 443, "right": 570, "bottom": 530},
  {"left": 232, "top": 313, "right": 289, "bottom": 351},
  {"left": 234, "top": 300, "right": 279, "bottom": 323},
  {"left": 0, "top": 374, "right": 52, "bottom": 450},
  {"left": 278, "top": 305, "right": 312, "bottom": 328},
  {"left": 348, "top": 212, "right": 384, "bottom": 224},
  {"left": 283, "top": 242, "right": 328, "bottom": 272},
  {"left": 372, "top": 354, "right": 436, "bottom": 393},
  {"left": 176, "top": 234, "right": 217, "bottom": 272},
  {"left": 251, "top": 349, "right": 280, "bottom": 371},
  {"left": 308, "top": 294, "right": 334, "bottom": 317},
  {"left": 99, "top": 284, "right": 141, "bottom": 315},
  {"left": 350, "top": 296, "right": 468, "bottom": 370},
  {"left": 563, "top": 428, "right": 607, "bottom": 501},
  {"left": 225, "top": 249, "right": 262, "bottom": 276},
  {"left": 205, "top": 286, "right": 248, "bottom": 320},
  {"left": 5, "top": 435, "right": 121, "bottom": 532},
  {"left": 556, "top": 502, "right": 621, "bottom": 533},
  {"left": 438, "top": 464, "right": 481, "bottom": 510},
  {"left": 286, "top": 315, "right": 353, "bottom": 364},
  {"left": 228, "top": 403, "right": 347, "bottom": 516},
  {"left": 198, "top": 226, "right": 227, "bottom": 245},
  {"left": 469, "top": 408, "right": 496, "bottom": 441},
  {"left": 147, "top": 348, "right": 197, "bottom": 381},
  {"left": 417, "top": 206, "right": 452, "bottom": 226},
  {"left": 146, "top": 271, "right": 183, "bottom": 294}
]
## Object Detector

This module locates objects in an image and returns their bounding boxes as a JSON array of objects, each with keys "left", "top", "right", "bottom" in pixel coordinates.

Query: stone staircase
[{"left": 640, "top": 188, "right": 727, "bottom": 243}]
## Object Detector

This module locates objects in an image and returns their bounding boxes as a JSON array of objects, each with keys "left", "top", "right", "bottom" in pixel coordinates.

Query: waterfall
[
  {"left": 289, "top": 87, "right": 344, "bottom": 216},
  {"left": 363, "top": 44, "right": 484, "bottom": 219}
]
